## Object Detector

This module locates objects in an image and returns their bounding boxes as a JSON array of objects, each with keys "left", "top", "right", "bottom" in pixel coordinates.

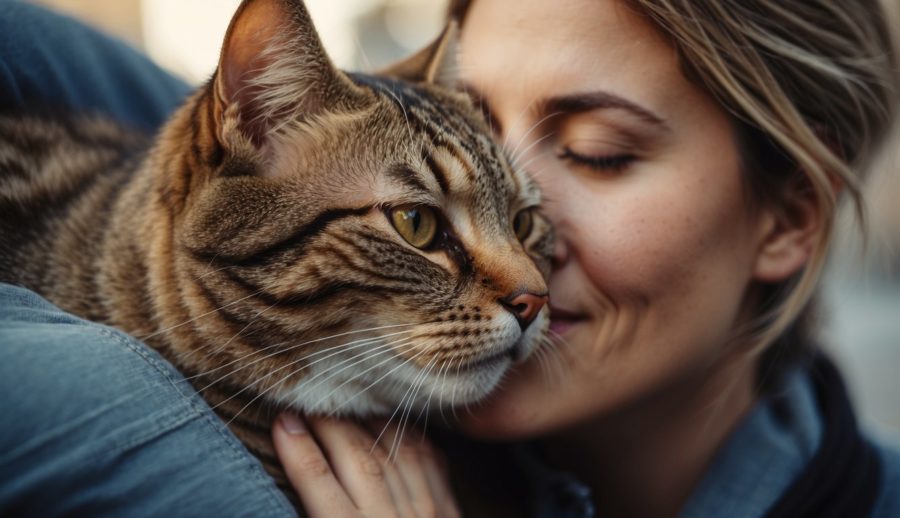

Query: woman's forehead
[{"left": 457, "top": 0, "right": 685, "bottom": 122}]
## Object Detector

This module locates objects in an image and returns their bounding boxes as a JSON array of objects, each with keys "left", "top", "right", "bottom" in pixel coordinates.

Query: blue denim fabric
[
  {"left": 0, "top": 0, "right": 191, "bottom": 131},
  {"left": 682, "top": 367, "right": 900, "bottom": 518},
  {"left": 0, "top": 284, "right": 296, "bottom": 517},
  {"left": 680, "top": 369, "right": 822, "bottom": 517}
]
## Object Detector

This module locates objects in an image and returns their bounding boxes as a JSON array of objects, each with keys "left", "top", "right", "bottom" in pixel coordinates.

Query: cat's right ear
[
  {"left": 212, "top": 0, "right": 368, "bottom": 148},
  {"left": 379, "top": 22, "right": 460, "bottom": 87}
]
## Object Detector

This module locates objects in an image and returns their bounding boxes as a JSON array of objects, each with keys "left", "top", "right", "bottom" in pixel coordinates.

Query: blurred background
[{"left": 28, "top": 0, "right": 900, "bottom": 439}]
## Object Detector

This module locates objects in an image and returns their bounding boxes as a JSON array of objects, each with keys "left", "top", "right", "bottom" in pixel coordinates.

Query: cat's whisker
[
  {"left": 186, "top": 321, "right": 424, "bottom": 380},
  {"left": 548, "top": 328, "right": 576, "bottom": 349},
  {"left": 450, "top": 357, "right": 463, "bottom": 421},
  {"left": 223, "top": 337, "right": 420, "bottom": 427},
  {"left": 374, "top": 353, "right": 435, "bottom": 461},
  {"left": 201, "top": 251, "right": 221, "bottom": 274},
  {"left": 391, "top": 357, "right": 437, "bottom": 461},
  {"left": 353, "top": 33, "right": 374, "bottom": 72},
  {"left": 369, "top": 349, "right": 433, "bottom": 452},
  {"left": 397, "top": 357, "right": 436, "bottom": 441},
  {"left": 546, "top": 339, "right": 567, "bottom": 385},
  {"left": 198, "top": 333, "right": 396, "bottom": 394},
  {"left": 540, "top": 335, "right": 570, "bottom": 384},
  {"left": 525, "top": 168, "right": 548, "bottom": 181},
  {"left": 138, "top": 289, "right": 266, "bottom": 341},
  {"left": 509, "top": 130, "right": 557, "bottom": 171},
  {"left": 190, "top": 324, "right": 418, "bottom": 387},
  {"left": 301, "top": 343, "right": 428, "bottom": 426},
  {"left": 303, "top": 337, "right": 423, "bottom": 411},
  {"left": 413, "top": 356, "right": 444, "bottom": 437},
  {"left": 422, "top": 358, "right": 449, "bottom": 429},
  {"left": 506, "top": 112, "right": 562, "bottom": 168},
  {"left": 515, "top": 149, "right": 552, "bottom": 174},
  {"left": 384, "top": 88, "right": 415, "bottom": 143},
  {"left": 436, "top": 358, "right": 451, "bottom": 423},
  {"left": 194, "top": 263, "right": 233, "bottom": 281},
  {"left": 501, "top": 95, "right": 540, "bottom": 152},
  {"left": 213, "top": 335, "right": 411, "bottom": 416},
  {"left": 532, "top": 343, "right": 552, "bottom": 384},
  {"left": 201, "top": 301, "right": 280, "bottom": 361},
  {"left": 328, "top": 341, "right": 433, "bottom": 419}
]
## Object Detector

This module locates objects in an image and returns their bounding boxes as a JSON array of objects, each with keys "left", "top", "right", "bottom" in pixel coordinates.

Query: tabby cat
[{"left": 0, "top": 0, "right": 552, "bottom": 497}]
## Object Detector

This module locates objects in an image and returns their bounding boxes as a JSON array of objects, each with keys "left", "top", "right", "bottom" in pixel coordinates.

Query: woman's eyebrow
[{"left": 540, "top": 91, "right": 670, "bottom": 130}]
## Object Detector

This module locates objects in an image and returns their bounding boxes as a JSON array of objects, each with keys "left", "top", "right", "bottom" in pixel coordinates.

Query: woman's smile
[{"left": 548, "top": 304, "right": 587, "bottom": 336}]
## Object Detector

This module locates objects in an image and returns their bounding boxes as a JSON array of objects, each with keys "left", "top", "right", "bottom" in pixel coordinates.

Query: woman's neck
[{"left": 539, "top": 351, "right": 758, "bottom": 518}]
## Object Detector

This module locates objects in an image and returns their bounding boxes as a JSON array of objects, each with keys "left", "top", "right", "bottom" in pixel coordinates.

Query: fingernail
[{"left": 280, "top": 413, "right": 307, "bottom": 435}]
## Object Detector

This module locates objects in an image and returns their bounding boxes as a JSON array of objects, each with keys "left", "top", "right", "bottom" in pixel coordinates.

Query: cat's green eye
[
  {"left": 513, "top": 209, "right": 534, "bottom": 241},
  {"left": 391, "top": 205, "right": 438, "bottom": 249}
]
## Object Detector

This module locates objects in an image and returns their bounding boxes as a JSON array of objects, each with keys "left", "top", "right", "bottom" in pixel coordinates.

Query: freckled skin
[{"left": 455, "top": 0, "right": 766, "bottom": 442}]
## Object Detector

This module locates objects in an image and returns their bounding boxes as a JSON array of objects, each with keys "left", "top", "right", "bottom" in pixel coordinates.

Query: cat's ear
[
  {"left": 379, "top": 22, "right": 460, "bottom": 87},
  {"left": 213, "top": 0, "right": 368, "bottom": 147}
]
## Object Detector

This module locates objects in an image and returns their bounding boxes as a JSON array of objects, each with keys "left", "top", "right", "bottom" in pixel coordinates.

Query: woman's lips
[{"left": 548, "top": 305, "right": 587, "bottom": 335}]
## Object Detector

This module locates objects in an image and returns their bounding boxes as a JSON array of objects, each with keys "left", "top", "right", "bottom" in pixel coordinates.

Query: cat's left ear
[
  {"left": 379, "top": 22, "right": 460, "bottom": 87},
  {"left": 212, "top": 0, "right": 370, "bottom": 148}
]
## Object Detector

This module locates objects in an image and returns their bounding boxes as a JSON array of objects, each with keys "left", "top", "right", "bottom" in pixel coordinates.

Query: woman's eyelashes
[{"left": 557, "top": 147, "right": 636, "bottom": 172}]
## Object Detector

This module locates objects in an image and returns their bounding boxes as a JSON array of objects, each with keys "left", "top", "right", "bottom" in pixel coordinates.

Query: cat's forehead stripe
[
  {"left": 422, "top": 151, "right": 451, "bottom": 194},
  {"left": 386, "top": 164, "right": 431, "bottom": 194},
  {"left": 349, "top": 72, "right": 521, "bottom": 219}
]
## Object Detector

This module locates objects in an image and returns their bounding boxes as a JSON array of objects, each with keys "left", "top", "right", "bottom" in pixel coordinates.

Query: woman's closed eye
[{"left": 557, "top": 147, "right": 636, "bottom": 173}]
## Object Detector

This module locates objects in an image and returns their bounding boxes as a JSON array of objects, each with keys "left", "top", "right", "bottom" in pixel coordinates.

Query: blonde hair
[
  {"left": 448, "top": 0, "right": 898, "bottom": 373},
  {"left": 626, "top": 0, "right": 897, "bottom": 371}
]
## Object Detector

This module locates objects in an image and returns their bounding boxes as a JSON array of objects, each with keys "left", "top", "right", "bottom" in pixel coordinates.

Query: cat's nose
[{"left": 499, "top": 292, "right": 548, "bottom": 331}]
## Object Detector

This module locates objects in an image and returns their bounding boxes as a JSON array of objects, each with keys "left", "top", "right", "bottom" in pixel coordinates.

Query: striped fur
[{"left": 0, "top": 0, "right": 552, "bottom": 501}]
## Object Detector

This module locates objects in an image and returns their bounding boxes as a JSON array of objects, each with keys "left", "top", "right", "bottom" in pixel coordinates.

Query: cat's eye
[
  {"left": 390, "top": 205, "right": 438, "bottom": 249},
  {"left": 513, "top": 209, "right": 534, "bottom": 241}
]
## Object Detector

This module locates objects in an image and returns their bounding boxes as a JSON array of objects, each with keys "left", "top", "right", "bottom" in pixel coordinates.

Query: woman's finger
[
  {"left": 308, "top": 417, "right": 400, "bottom": 515},
  {"left": 373, "top": 442, "right": 417, "bottom": 518},
  {"left": 416, "top": 440, "right": 461, "bottom": 518},
  {"left": 370, "top": 421, "right": 460, "bottom": 518},
  {"left": 272, "top": 414, "right": 358, "bottom": 517}
]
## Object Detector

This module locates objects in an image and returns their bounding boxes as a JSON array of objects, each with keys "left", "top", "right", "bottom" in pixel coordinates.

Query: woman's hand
[{"left": 272, "top": 414, "right": 461, "bottom": 518}]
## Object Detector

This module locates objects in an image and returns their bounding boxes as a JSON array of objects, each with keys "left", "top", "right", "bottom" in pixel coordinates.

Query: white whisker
[
  {"left": 510, "top": 131, "right": 557, "bottom": 170},
  {"left": 329, "top": 342, "right": 433, "bottom": 419},
  {"left": 507, "top": 112, "right": 562, "bottom": 167},
  {"left": 139, "top": 289, "right": 266, "bottom": 341},
  {"left": 192, "top": 325, "right": 417, "bottom": 390},
  {"left": 224, "top": 337, "right": 418, "bottom": 426},
  {"left": 301, "top": 337, "right": 422, "bottom": 410}
]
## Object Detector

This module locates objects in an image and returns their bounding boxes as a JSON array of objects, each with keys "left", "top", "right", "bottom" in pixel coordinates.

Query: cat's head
[{"left": 156, "top": 0, "right": 553, "bottom": 416}]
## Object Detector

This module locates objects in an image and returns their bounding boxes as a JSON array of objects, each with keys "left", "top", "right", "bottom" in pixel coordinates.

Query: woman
[
  {"left": 273, "top": 0, "right": 900, "bottom": 516},
  {"left": 0, "top": 0, "right": 897, "bottom": 516}
]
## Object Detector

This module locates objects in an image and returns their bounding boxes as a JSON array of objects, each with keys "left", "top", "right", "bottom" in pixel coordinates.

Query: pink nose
[{"left": 500, "top": 292, "right": 548, "bottom": 331}]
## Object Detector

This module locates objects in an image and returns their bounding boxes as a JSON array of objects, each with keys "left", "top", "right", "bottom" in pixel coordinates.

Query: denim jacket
[{"left": 521, "top": 362, "right": 900, "bottom": 517}]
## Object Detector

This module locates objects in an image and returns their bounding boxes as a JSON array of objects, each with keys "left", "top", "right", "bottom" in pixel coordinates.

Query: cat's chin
[
  {"left": 273, "top": 310, "right": 549, "bottom": 418},
  {"left": 273, "top": 354, "right": 513, "bottom": 418}
]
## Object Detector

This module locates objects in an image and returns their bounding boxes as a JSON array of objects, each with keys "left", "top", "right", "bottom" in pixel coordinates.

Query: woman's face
[{"left": 455, "top": 0, "right": 772, "bottom": 438}]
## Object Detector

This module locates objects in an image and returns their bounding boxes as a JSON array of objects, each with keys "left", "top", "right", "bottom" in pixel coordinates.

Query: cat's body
[{"left": 0, "top": 0, "right": 552, "bottom": 499}]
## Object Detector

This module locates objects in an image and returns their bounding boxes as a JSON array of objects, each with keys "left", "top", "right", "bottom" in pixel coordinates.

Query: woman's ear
[{"left": 752, "top": 181, "right": 827, "bottom": 283}]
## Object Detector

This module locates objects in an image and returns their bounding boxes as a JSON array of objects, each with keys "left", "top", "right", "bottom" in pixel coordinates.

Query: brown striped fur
[{"left": 0, "top": 0, "right": 552, "bottom": 501}]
